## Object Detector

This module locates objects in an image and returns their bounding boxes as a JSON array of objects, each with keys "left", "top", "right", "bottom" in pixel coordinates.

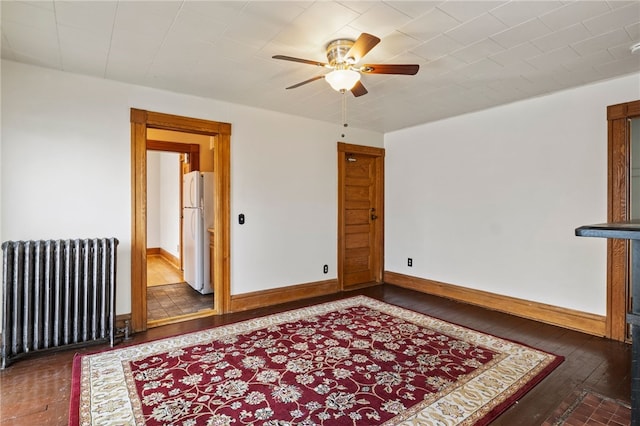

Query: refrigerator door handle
[
  {"left": 190, "top": 209, "right": 196, "bottom": 239},
  {"left": 190, "top": 177, "right": 196, "bottom": 207}
]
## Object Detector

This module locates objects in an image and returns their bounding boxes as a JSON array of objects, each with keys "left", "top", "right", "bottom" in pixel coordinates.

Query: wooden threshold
[{"left": 147, "top": 309, "right": 219, "bottom": 329}]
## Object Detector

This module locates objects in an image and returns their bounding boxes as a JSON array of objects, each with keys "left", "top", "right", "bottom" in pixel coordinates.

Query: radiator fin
[{"left": 1, "top": 238, "right": 118, "bottom": 368}]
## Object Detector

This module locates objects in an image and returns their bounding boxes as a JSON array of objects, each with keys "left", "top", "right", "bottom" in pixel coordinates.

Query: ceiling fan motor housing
[{"left": 326, "top": 39, "right": 356, "bottom": 66}]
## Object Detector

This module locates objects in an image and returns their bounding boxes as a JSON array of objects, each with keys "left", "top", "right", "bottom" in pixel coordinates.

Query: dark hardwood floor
[{"left": 0, "top": 284, "right": 631, "bottom": 425}]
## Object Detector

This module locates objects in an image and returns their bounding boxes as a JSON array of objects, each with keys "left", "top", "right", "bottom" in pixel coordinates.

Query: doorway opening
[
  {"left": 146, "top": 135, "right": 213, "bottom": 327},
  {"left": 131, "top": 109, "right": 231, "bottom": 333}
]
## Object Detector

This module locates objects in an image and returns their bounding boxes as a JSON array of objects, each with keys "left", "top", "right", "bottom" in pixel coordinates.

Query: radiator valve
[{"left": 116, "top": 320, "right": 132, "bottom": 341}]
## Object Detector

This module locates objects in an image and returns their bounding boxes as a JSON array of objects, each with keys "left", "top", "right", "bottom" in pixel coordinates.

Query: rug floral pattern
[{"left": 73, "top": 296, "right": 562, "bottom": 425}]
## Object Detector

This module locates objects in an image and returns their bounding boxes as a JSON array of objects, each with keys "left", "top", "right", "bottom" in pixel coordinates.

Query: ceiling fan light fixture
[{"left": 325, "top": 69, "right": 360, "bottom": 92}]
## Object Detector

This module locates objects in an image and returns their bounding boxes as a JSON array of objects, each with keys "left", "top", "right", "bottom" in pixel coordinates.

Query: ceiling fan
[{"left": 273, "top": 33, "right": 419, "bottom": 97}]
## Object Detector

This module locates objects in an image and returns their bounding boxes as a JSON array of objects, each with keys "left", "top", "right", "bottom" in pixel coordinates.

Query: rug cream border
[{"left": 74, "top": 296, "right": 561, "bottom": 425}]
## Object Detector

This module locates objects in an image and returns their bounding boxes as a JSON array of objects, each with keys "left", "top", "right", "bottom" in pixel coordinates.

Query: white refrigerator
[{"left": 182, "top": 171, "right": 214, "bottom": 294}]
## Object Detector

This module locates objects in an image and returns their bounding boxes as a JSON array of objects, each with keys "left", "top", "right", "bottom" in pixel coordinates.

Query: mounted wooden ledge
[{"left": 384, "top": 271, "right": 606, "bottom": 337}]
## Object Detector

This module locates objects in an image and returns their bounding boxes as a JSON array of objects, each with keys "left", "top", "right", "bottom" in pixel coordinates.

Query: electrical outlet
[
  {"left": 323, "top": 264, "right": 328, "bottom": 274},
  {"left": 408, "top": 258, "right": 413, "bottom": 267}
]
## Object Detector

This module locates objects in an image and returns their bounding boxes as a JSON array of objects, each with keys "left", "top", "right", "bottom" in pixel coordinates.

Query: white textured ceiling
[{"left": 2, "top": 0, "right": 640, "bottom": 133}]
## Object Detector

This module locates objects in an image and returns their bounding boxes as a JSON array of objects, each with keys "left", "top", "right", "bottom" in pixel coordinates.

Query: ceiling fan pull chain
[
  {"left": 342, "top": 93, "right": 348, "bottom": 128},
  {"left": 340, "top": 93, "right": 349, "bottom": 139}
]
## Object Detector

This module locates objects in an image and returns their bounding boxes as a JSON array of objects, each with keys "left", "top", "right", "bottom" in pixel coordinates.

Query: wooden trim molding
[
  {"left": 607, "top": 99, "right": 640, "bottom": 341},
  {"left": 229, "top": 280, "right": 340, "bottom": 313},
  {"left": 337, "top": 143, "right": 385, "bottom": 290},
  {"left": 131, "top": 118, "right": 147, "bottom": 332},
  {"left": 384, "top": 271, "right": 607, "bottom": 337},
  {"left": 137, "top": 110, "right": 232, "bottom": 135},
  {"left": 338, "top": 142, "right": 385, "bottom": 157},
  {"left": 130, "top": 108, "right": 232, "bottom": 332},
  {"left": 147, "top": 140, "right": 200, "bottom": 171},
  {"left": 608, "top": 100, "right": 640, "bottom": 120}
]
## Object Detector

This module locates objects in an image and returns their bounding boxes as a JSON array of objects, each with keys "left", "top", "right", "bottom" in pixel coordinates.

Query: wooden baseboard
[
  {"left": 230, "top": 279, "right": 340, "bottom": 313},
  {"left": 147, "top": 247, "right": 180, "bottom": 268},
  {"left": 384, "top": 271, "right": 607, "bottom": 337},
  {"left": 115, "top": 313, "right": 132, "bottom": 332}
]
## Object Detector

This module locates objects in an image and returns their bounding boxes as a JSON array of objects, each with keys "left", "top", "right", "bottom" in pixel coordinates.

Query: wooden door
[{"left": 338, "top": 143, "right": 384, "bottom": 290}]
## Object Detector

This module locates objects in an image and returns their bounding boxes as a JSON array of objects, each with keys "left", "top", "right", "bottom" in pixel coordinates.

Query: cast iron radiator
[{"left": 1, "top": 238, "right": 118, "bottom": 368}]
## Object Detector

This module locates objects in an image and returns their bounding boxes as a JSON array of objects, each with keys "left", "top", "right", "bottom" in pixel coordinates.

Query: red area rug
[{"left": 69, "top": 296, "right": 562, "bottom": 425}]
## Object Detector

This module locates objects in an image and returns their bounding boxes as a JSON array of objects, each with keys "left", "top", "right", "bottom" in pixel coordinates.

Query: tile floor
[
  {"left": 147, "top": 282, "right": 213, "bottom": 322},
  {"left": 542, "top": 390, "right": 631, "bottom": 425},
  {"left": 147, "top": 254, "right": 213, "bottom": 322}
]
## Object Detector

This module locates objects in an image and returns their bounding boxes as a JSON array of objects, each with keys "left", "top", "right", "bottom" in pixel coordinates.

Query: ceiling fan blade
[
  {"left": 272, "top": 55, "right": 328, "bottom": 67},
  {"left": 351, "top": 80, "right": 368, "bottom": 97},
  {"left": 346, "top": 33, "right": 380, "bottom": 62},
  {"left": 285, "top": 75, "right": 325, "bottom": 89},
  {"left": 361, "top": 64, "right": 419, "bottom": 75}
]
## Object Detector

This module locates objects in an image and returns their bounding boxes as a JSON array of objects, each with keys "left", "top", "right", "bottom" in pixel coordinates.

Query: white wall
[
  {"left": 0, "top": 55, "right": 3, "bottom": 253},
  {"left": 4, "top": 58, "right": 635, "bottom": 320},
  {"left": 159, "top": 152, "right": 180, "bottom": 258},
  {"left": 0, "top": 60, "right": 383, "bottom": 315},
  {"left": 385, "top": 73, "right": 640, "bottom": 316},
  {"left": 146, "top": 151, "right": 180, "bottom": 257},
  {"left": 147, "top": 151, "right": 161, "bottom": 249}
]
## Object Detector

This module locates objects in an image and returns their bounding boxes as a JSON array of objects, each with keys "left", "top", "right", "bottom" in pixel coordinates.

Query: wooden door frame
[
  {"left": 337, "top": 142, "right": 385, "bottom": 290},
  {"left": 147, "top": 140, "right": 200, "bottom": 172},
  {"left": 608, "top": 100, "right": 640, "bottom": 341},
  {"left": 131, "top": 109, "right": 231, "bottom": 332}
]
